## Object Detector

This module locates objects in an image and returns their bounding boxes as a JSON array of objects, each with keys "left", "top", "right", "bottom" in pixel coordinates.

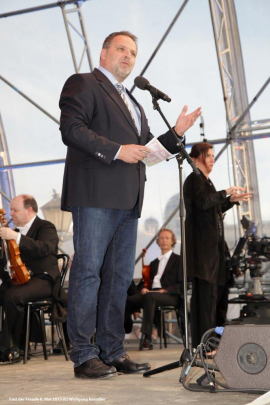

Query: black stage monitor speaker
[{"left": 214, "top": 325, "right": 270, "bottom": 390}]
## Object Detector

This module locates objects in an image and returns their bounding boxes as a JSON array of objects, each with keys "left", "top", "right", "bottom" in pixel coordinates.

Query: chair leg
[
  {"left": 24, "top": 304, "right": 31, "bottom": 364},
  {"left": 163, "top": 312, "right": 167, "bottom": 348},
  {"left": 38, "top": 309, "right": 48, "bottom": 360},
  {"left": 51, "top": 323, "right": 55, "bottom": 348},
  {"left": 0, "top": 306, "right": 3, "bottom": 333},
  {"left": 56, "top": 323, "right": 69, "bottom": 361},
  {"left": 160, "top": 309, "right": 163, "bottom": 349},
  {"left": 139, "top": 333, "right": 144, "bottom": 350}
]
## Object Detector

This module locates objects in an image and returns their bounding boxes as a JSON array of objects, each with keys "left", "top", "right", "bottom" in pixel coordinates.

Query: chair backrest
[{"left": 57, "top": 254, "right": 70, "bottom": 288}]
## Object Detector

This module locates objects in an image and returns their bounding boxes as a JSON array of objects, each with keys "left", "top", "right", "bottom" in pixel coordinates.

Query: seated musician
[
  {"left": 125, "top": 228, "right": 183, "bottom": 350},
  {"left": 124, "top": 280, "right": 141, "bottom": 334},
  {"left": 0, "top": 194, "right": 60, "bottom": 365}
]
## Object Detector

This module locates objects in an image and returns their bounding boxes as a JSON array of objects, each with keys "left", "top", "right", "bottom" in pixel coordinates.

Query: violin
[
  {"left": 142, "top": 248, "right": 151, "bottom": 289},
  {"left": 0, "top": 208, "right": 31, "bottom": 285}
]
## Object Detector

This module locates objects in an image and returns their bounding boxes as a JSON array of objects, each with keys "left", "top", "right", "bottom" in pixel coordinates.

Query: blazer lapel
[
  {"left": 151, "top": 259, "right": 159, "bottom": 279},
  {"left": 26, "top": 216, "right": 39, "bottom": 238},
  {"left": 94, "top": 69, "right": 139, "bottom": 138}
]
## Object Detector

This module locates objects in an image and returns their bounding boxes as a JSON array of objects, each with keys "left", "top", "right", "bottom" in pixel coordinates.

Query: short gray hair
[{"left": 102, "top": 31, "right": 138, "bottom": 50}]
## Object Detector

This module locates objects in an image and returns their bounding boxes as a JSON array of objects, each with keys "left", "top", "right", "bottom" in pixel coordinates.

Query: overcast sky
[{"left": 0, "top": 0, "right": 269, "bottom": 247}]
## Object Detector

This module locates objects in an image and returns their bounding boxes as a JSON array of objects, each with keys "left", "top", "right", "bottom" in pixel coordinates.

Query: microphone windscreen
[{"left": 134, "top": 76, "right": 149, "bottom": 90}]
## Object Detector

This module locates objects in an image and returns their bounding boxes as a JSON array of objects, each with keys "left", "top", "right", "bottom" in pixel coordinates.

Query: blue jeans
[{"left": 68, "top": 206, "right": 138, "bottom": 367}]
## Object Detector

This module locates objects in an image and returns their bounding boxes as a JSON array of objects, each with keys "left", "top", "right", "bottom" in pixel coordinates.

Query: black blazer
[
  {"left": 59, "top": 69, "right": 181, "bottom": 217},
  {"left": 18, "top": 216, "right": 59, "bottom": 281},
  {"left": 138, "top": 252, "right": 183, "bottom": 296},
  {"left": 184, "top": 170, "right": 235, "bottom": 284}
]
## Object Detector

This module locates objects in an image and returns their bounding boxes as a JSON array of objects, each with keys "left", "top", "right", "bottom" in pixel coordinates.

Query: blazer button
[{"left": 137, "top": 164, "right": 140, "bottom": 170}]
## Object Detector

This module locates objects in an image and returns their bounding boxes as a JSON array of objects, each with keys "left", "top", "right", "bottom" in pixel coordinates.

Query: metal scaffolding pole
[
  {"left": 61, "top": 1, "right": 93, "bottom": 72},
  {"left": 130, "top": 0, "right": 189, "bottom": 93},
  {"left": 0, "top": 112, "right": 15, "bottom": 211},
  {"left": 0, "top": 0, "right": 90, "bottom": 19},
  {"left": 209, "top": 0, "right": 265, "bottom": 236},
  {"left": 0, "top": 1, "right": 93, "bottom": 73},
  {"left": 0, "top": 0, "right": 92, "bottom": 208},
  {"left": 0, "top": 76, "right": 60, "bottom": 125}
]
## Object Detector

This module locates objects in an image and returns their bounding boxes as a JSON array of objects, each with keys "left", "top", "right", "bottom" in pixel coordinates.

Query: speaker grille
[
  {"left": 237, "top": 343, "right": 267, "bottom": 374},
  {"left": 214, "top": 325, "right": 270, "bottom": 389}
]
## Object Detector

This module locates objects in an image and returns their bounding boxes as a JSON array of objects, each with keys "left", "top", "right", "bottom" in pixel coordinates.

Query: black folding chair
[
  {"left": 157, "top": 302, "right": 186, "bottom": 349},
  {"left": 24, "top": 254, "right": 70, "bottom": 364}
]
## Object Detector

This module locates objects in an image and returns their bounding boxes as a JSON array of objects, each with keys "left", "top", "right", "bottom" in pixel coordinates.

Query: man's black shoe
[
  {"left": 0, "top": 349, "right": 21, "bottom": 365},
  {"left": 74, "top": 358, "right": 117, "bottom": 379},
  {"left": 139, "top": 338, "right": 153, "bottom": 350},
  {"left": 106, "top": 354, "right": 151, "bottom": 373}
]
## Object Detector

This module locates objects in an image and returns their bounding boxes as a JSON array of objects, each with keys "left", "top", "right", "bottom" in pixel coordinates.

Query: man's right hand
[
  {"left": 141, "top": 288, "right": 150, "bottom": 295},
  {"left": 117, "top": 145, "right": 151, "bottom": 164}
]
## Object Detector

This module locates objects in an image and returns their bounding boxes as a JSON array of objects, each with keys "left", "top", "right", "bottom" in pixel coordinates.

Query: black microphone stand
[{"left": 143, "top": 94, "right": 200, "bottom": 381}]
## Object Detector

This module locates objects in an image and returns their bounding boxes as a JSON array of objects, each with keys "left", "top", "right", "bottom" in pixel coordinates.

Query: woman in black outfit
[{"left": 184, "top": 142, "right": 252, "bottom": 348}]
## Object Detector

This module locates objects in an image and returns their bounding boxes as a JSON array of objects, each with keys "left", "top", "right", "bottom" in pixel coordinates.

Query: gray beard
[{"left": 115, "top": 66, "right": 131, "bottom": 81}]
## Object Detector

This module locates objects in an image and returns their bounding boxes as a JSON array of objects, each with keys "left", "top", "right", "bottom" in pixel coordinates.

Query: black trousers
[
  {"left": 0, "top": 277, "right": 53, "bottom": 350},
  {"left": 216, "top": 284, "right": 229, "bottom": 326},
  {"left": 190, "top": 277, "right": 218, "bottom": 349},
  {"left": 125, "top": 292, "right": 179, "bottom": 337}
]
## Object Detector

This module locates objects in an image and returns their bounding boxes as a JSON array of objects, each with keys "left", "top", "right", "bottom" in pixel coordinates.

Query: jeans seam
[
  {"left": 105, "top": 220, "right": 118, "bottom": 358},
  {"left": 72, "top": 207, "right": 80, "bottom": 336},
  {"left": 105, "top": 211, "right": 126, "bottom": 359}
]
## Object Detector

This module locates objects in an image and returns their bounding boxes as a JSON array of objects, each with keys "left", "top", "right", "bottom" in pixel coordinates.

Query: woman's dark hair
[{"left": 189, "top": 142, "right": 213, "bottom": 162}]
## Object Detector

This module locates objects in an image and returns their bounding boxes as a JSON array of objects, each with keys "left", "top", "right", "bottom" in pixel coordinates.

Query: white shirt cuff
[{"left": 113, "top": 146, "right": 122, "bottom": 160}]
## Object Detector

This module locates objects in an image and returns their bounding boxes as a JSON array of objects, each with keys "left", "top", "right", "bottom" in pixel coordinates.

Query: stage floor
[{"left": 1, "top": 341, "right": 260, "bottom": 405}]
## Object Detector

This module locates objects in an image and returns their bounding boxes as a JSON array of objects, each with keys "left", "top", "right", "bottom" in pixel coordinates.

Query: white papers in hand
[{"left": 142, "top": 137, "right": 172, "bottom": 167}]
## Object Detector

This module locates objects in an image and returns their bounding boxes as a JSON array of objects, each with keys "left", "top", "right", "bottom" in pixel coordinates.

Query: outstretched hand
[
  {"left": 230, "top": 192, "right": 252, "bottom": 203},
  {"left": 226, "top": 186, "right": 245, "bottom": 195},
  {"left": 174, "top": 105, "right": 202, "bottom": 136}
]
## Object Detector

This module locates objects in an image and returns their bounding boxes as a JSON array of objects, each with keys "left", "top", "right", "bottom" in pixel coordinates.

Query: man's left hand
[
  {"left": 0, "top": 227, "right": 18, "bottom": 241},
  {"left": 174, "top": 105, "right": 202, "bottom": 136}
]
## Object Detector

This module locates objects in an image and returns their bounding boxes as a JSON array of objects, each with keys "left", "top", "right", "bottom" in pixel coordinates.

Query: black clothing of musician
[
  {"left": 183, "top": 143, "right": 251, "bottom": 348},
  {"left": 0, "top": 195, "right": 59, "bottom": 365},
  {"left": 125, "top": 229, "right": 183, "bottom": 349}
]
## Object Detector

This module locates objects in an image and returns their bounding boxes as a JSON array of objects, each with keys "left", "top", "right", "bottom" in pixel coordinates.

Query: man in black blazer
[
  {"left": 125, "top": 229, "right": 182, "bottom": 349},
  {"left": 59, "top": 31, "right": 201, "bottom": 379},
  {"left": 0, "top": 194, "right": 59, "bottom": 365}
]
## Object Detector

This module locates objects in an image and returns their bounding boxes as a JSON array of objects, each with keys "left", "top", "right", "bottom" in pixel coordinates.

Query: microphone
[{"left": 134, "top": 76, "right": 171, "bottom": 103}]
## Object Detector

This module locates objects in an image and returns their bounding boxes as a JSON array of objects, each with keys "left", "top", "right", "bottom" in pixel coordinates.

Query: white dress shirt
[
  {"left": 152, "top": 250, "right": 173, "bottom": 289},
  {"left": 15, "top": 215, "right": 36, "bottom": 245}
]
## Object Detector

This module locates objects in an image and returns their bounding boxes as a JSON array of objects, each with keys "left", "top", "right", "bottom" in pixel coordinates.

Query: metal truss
[
  {"left": 60, "top": 1, "right": 93, "bottom": 73},
  {"left": 0, "top": 112, "right": 15, "bottom": 213},
  {"left": 209, "top": 0, "right": 268, "bottom": 236},
  {"left": 0, "top": 0, "right": 268, "bottom": 240},
  {"left": 0, "top": 0, "right": 92, "bottom": 208},
  {"left": 0, "top": 0, "right": 93, "bottom": 73}
]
